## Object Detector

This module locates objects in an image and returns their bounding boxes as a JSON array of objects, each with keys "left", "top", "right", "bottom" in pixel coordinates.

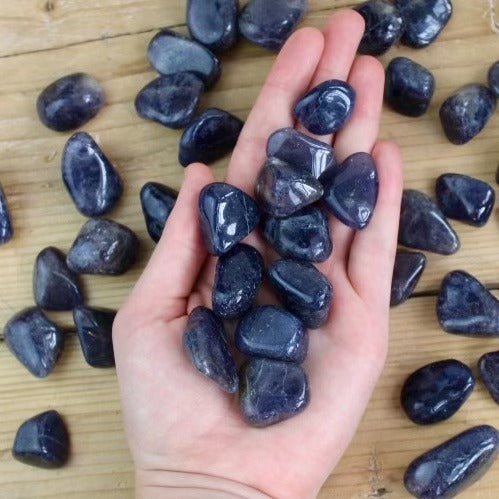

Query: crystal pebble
[
  {"left": 488, "top": 60, "right": 499, "bottom": 98},
  {"left": 478, "top": 351, "right": 499, "bottom": 404},
  {"left": 390, "top": 250, "right": 426, "bottom": 307},
  {"left": 0, "top": 184, "right": 13, "bottom": 245}
]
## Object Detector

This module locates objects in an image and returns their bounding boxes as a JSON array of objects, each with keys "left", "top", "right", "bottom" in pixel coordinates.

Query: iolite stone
[
  {"left": 13, "top": 410, "right": 69, "bottom": 469},
  {"left": 385, "top": 57, "right": 435, "bottom": 117},
  {"left": 437, "top": 270, "right": 499, "bottom": 337},
  {"left": 147, "top": 29, "right": 221, "bottom": 87},
  {"left": 322, "top": 152, "right": 379, "bottom": 230},
  {"left": 404, "top": 425, "right": 499, "bottom": 498},
  {"left": 62, "top": 132, "right": 123, "bottom": 217},
  {"left": 4, "top": 308, "right": 65, "bottom": 378},
  {"left": 179, "top": 108, "right": 244, "bottom": 166},
  {"left": 478, "top": 351, "right": 499, "bottom": 404},
  {"left": 238, "top": 0, "right": 307, "bottom": 51},
  {"left": 390, "top": 250, "right": 426, "bottom": 307},
  {"left": 488, "top": 61, "right": 499, "bottom": 98},
  {"left": 36, "top": 73, "right": 104, "bottom": 132},
  {"left": 213, "top": 244, "right": 264, "bottom": 319},
  {"left": 0, "top": 184, "right": 13, "bottom": 245},
  {"left": 140, "top": 182, "right": 178, "bottom": 243},
  {"left": 294, "top": 80, "right": 356, "bottom": 135},
  {"left": 440, "top": 84, "right": 497, "bottom": 145},
  {"left": 66, "top": 219, "right": 139, "bottom": 275},
  {"left": 183, "top": 307, "right": 238, "bottom": 393},
  {"left": 240, "top": 358, "right": 310, "bottom": 427},
  {"left": 398, "top": 190, "right": 460, "bottom": 255}
]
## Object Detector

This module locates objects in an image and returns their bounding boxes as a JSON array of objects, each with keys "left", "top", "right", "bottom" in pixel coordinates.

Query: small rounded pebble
[
  {"left": 488, "top": 60, "right": 499, "bottom": 98},
  {"left": 0, "top": 184, "right": 13, "bottom": 245},
  {"left": 478, "top": 351, "right": 499, "bottom": 404},
  {"left": 390, "top": 250, "right": 426, "bottom": 307}
]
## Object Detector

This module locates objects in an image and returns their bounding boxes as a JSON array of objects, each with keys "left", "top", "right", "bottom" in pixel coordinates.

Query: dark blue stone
[
  {"left": 478, "top": 351, "right": 499, "bottom": 404},
  {"left": 62, "top": 132, "right": 123, "bottom": 217},
  {"left": 183, "top": 307, "right": 238, "bottom": 392},
  {"left": 240, "top": 358, "right": 310, "bottom": 427},
  {"left": 390, "top": 250, "right": 426, "bottom": 307},
  {"left": 440, "top": 84, "right": 497, "bottom": 145},
  {"left": 404, "top": 425, "right": 499, "bottom": 498},
  {"left": 238, "top": 0, "right": 307, "bottom": 51},
  {"left": 147, "top": 29, "right": 221, "bottom": 87},
  {"left": 398, "top": 190, "right": 460, "bottom": 255},
  {"left": 66, "top": 219, "right": 139, "bottom": 275},
  {"left": 179, "top": 108, "right": 244, "bottom": 166},
  {"left": 488, "top": 61, "right": 499, "bottom": 98},
  {"left": 385, "top": 57, "right": 435, "bottom": 117},
  {"left": 12, "top": 410, "right": 69, "bottom": 469},
  {"left": 322, "top": 152, "right": 379, "bottom": 230},
  {"left": 213, "top": 244, "right": 264, "bottom": 319},
  {"left": 4, "top": 308, "right": 65, "bottom": 378},
  {"left": 261, "top": 206, "right": 332, "bottom": 263},
  {"left": 294, "top": 80, "right": 356, "bottom": 135},
  {"left": 437, "top": 270, "right": 499, "bottom": 337},
  {"left": 0, "top": 184, "right": 13, "bottom": 245},
  {"left": 140, "top": 182, "right": 178, "bottom": 243},
  {"left": 187, "top": 0, "right": 238, "bottom": 52}
]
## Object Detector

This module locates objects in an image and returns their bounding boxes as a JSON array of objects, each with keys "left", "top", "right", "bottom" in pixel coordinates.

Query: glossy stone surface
[
  {"left": 322, "top": 152, "right": 379, "bottom": 230},
  {"left": 236, "top": 306, "right": 308, "bottom": 363},
  {"left": 179, "top": 108, "right": 244, "bottom": 166},
  {"left": 240, "top": 358, "right": 310, "bottom": 427},
  {"left": 4, "top": 308, "right": 65, "bottom": 378},
  {"left": 183, "top": 307, "right": 238, "bottom": 393},
  {"left": 437, "top": 270, "right": 499, "bottom": 337},
  {"left": 398, "top": 190, "right": 460, "bottom": 255},
  {"left": 440, "top": 84, "right": 497, "bottom": 145},
  {"left": 255, "top": 158, "right": 323, "bottom": 218},
  {"left": 238, "top": 0, "right": 307, "bottom": 51},
  {"left": 140, "top": 182, "right": 178, "bottom": 243},
  {"left": 261, "top": 206, "right": 332, "bottom": 263},
  {"left": 187, "top": 0, "right": 238, "bottom": 52},
  {"left": 135, "top": 74, "right": 204, "bottom": 129},
  {"left": 147, "top": 29, "right": 221, "bottom": 87},
  {"left": 404, "top": 425, "right": 499, "bottom": 498},
  {"left": 294, "top": 80, "right": 356, "bottom": 135},
  {"left": 488, "top": 61, "right": 499, "bottom": 98},
  {"left": 36, "top": 73, "right": 104, "bottom": 132},
  {"left": 478, "top": 351, "right": 499, "bottom": 404},
  {"left": 12, "top": 411, "right": 69, "bottom": 469},
  {"left": 213, "top": 244, "right": 264, "bottom": 319},
  {"left": 66, "top": 219, "right": 139, "bottom": 275},
  {"left": 401, "top": 359, "right": 475, "bottom": 425},
  {"left": 385, "top": 57, "right": 435, "bottom": 117},
  {"left": 199, "top": 182, "right": 260, "bottom": 256},
  {"left": 0, "top": 184, "right": 13, "bottom": 245},
  {"left": 390, "top": 250, "right": 426, "bottom": 307}
]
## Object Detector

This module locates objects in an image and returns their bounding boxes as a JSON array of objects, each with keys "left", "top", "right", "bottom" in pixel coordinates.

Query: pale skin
[{"left": 113, "top": 10, "right": 404, "bottom": 499}]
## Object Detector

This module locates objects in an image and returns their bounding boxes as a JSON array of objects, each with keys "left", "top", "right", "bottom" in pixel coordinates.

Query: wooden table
[{"left": 0, "top": 1, "right": 498, "bottom": 497}]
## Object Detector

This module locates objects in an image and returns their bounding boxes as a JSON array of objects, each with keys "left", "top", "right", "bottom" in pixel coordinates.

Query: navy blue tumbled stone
[
  {"left": 0, "top": 184, "right": 13, "bottom": 245},
  {"left": 488, "top": 61, "right": 499, "bottom": 98},
  {"left": 390, "top": 250, "right": 426, "bottom": 307},
  {"left": 478, "top": 351, "right": 499, "bottom": 404}
]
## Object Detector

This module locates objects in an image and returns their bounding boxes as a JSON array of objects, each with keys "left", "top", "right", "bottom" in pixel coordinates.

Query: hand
[{"left": 113, "top": 9, "right": 403, "bottom": 499}]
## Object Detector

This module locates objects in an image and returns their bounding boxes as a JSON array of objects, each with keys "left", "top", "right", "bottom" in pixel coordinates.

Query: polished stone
[
  {"left": 36, "top": 73, "right": 104, "bottom": 132},
  {"left": 0, "top": 184, "right": 13, "bottom": 245},
  {"left": 404, "top": 425, "right": 499, "bottom": 498},
  {"left": 488, "top": 61, "right": 499, "bottom": 98},
  {"left": 294, "top": 80, "right": 356, "bottom": 135},
  {"left": 398, "top": 190, "right": 460, "bottom": 255},
  {"left": 12, "top": 410, "right": 69, "bottom": 469},
  {"left": 478, "top": 351, "right": 499, "bottom": 404},
  {"left": 390, "top": 250, "right": 426, "bottom": 307},
  {"left": 183, "top": 307, "right": 238, "bottom": 393},
  {"left": 240, "top": 358, "right": 310, "bottom": 427},
  {"left": 4, "top": 308, "right": 65, "bottom": 378}
]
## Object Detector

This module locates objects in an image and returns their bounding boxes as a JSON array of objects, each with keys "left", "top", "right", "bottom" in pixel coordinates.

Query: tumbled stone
[
  {"left": 0, "top": 184, "right": 13, "bottom": 245},
  {"left": 404, "top": 425, "right": 499, "bottom": 498},
  {"left": 239, "top": 0, "right": 307, "bottom": 51},
  {"left": 390, "top": 250, "right": 426, "bottom": 307},
  {"left": 294, "top": 80, "right": 356, "bottom": 135},
  {"left": 322, "top": 152, "right": 379, "bottom": 230},
  {"left": 488, "top": 61, "right": 499, "bottom": 98},
  {"left": 440, "top": 84, "right": 497, "bottom": 145},
  {"left": 12, "top": 410, "right": 69, "bottom": 469},
  {"left": 236, "top": 306, "right": 308, "bottom": 363},
  {"left": 4, "top": 308, "right": 65, "bottom": 378},
  {"left": 437, "top": 270, "right": 499, "bottom": 337},
  {"left": 384, "top": 57, "right": 435, "bottom": 117},
  {"left": 183, "top": 307, "right": 238, "bottom": 393},
  {"left": 66, "top": 219, "right": 139, "bottom": 275},
  {"left": 179, "top": 108, "right": 244, "bottom": 166},
  {"left": 36, "top": 73, "right": 104, "bottom": 132},
  {"left": 240, "top": 358, "right": 310, "bottom": 427},
  {"left": 478, "top": 351, "right": 499, "bottom": 404},
  {"left": 255, "top": 158, "right": 323, "bottom": 218},
  {"left": 261, "top": 206, "right": 332, "bottom": 263},
  {"left": 148, "top": 29, "right": 221, "bottom": 87},
  {"left": 140, "top": 182, "right": 178, "bottom": 243},
  {"left": 212, "top": 244, "right": 264, "bottom": 319},
  {"left": 398, "top": 190, "right": 460, "bottom": 255},
  {"left": 199, "top": 182, "right": 260, "bottom": 256}
]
